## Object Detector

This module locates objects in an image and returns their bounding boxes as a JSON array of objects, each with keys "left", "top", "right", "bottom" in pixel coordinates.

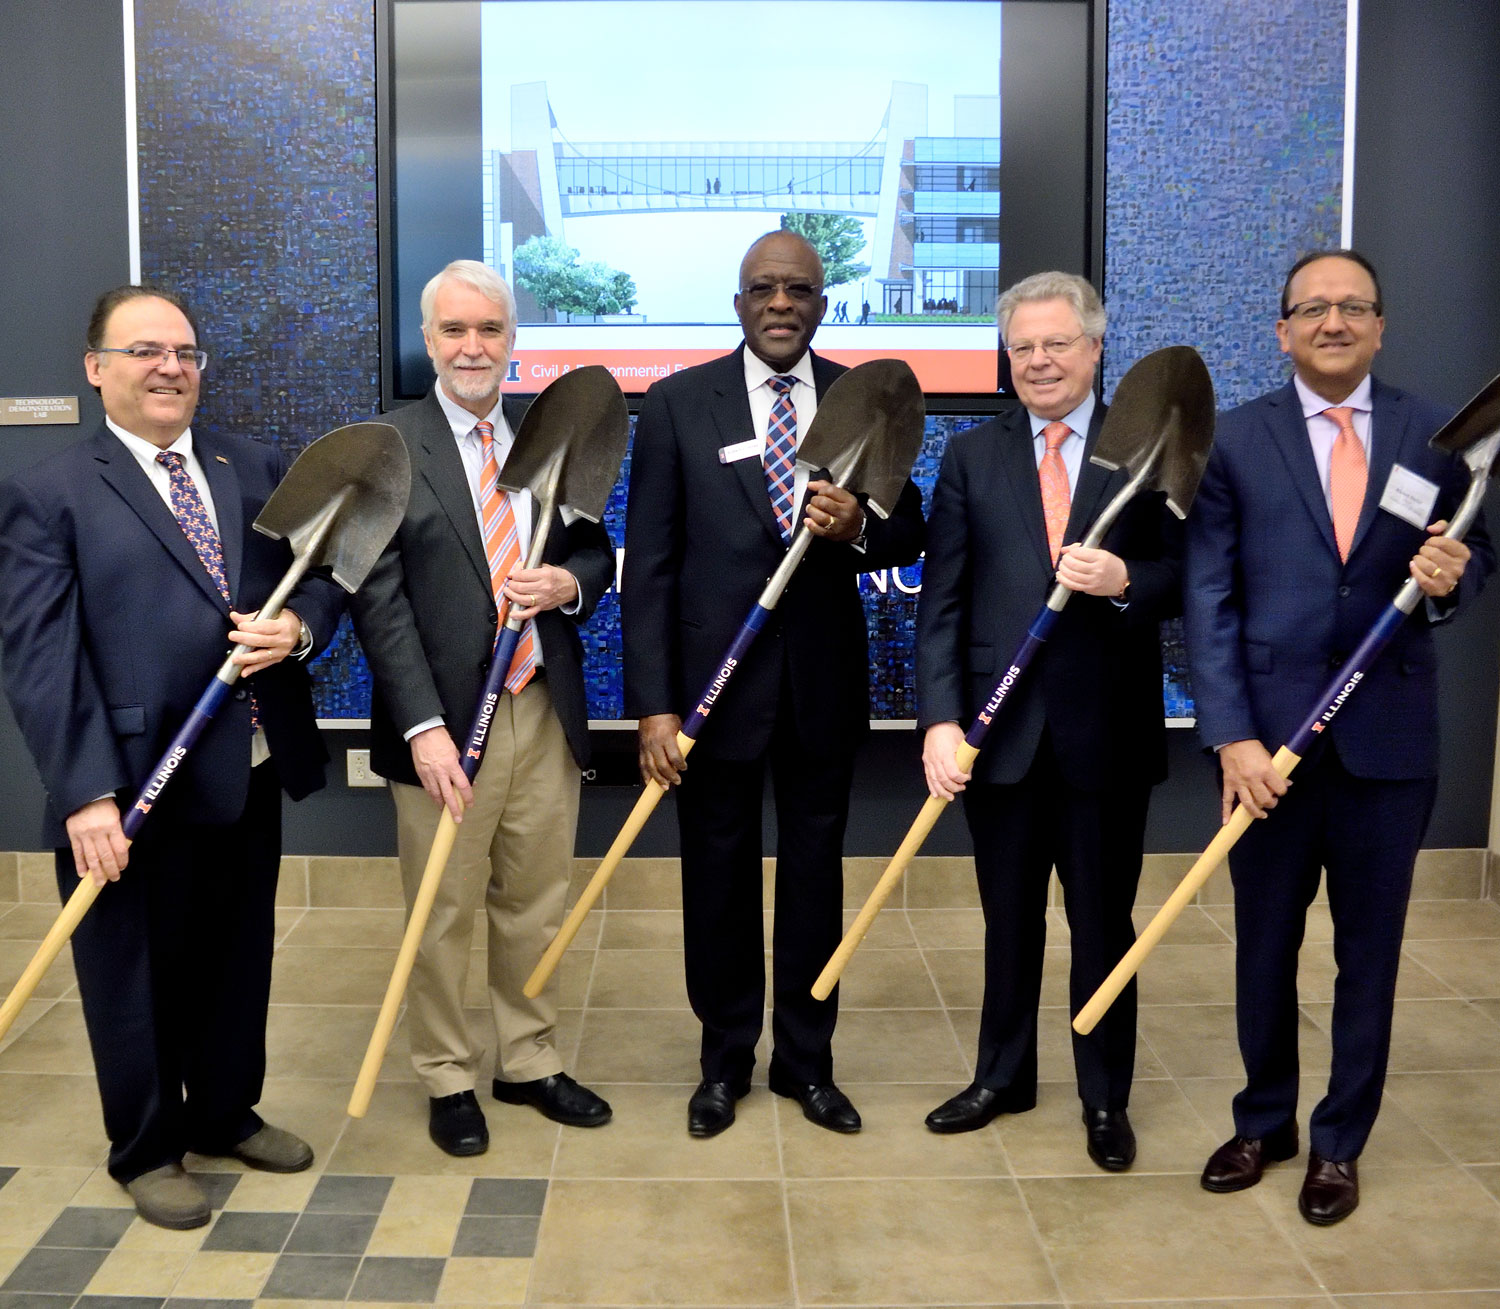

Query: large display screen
[{"left": 381, "top": 0, "right": 1099, "bottom": 401}]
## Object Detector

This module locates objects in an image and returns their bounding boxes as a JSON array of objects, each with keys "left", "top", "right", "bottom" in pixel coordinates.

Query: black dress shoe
[
  {"left": 1083, "top": 1106, "right": 1136, "bottom": 1172},
  {"left": 1200, "top": 1121, "right": 1299, "bottom": 1192},
  {"left": 688, "top": 1079, "right": 749, "bottom": 1138},
  {"left": 428, "top": 1090, "right": 489, "bottom": 1157},
  {"left": 767, "top": 1069, "right": 861, "bottom": 1133},
  {"left": 924, "top": 1082, "right": 1033, "bottom": 1134},
  {"left": 493, "top": 1072, "right": 612, "bottom": 1127},
  {"left": 1298, "top": 1152, "right": 1358, "bottom": 1225}
]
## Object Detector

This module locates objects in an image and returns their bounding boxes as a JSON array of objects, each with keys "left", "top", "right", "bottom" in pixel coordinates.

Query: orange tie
[
  {"left": 1039, "top": 421, "right": 1072, "bottom": 565},
  {"left": 476, "top": 421, "right": 537, "bottom": 694},
  {"left": 1324, "top": 406, "right": 1367, "bottom": 563}
]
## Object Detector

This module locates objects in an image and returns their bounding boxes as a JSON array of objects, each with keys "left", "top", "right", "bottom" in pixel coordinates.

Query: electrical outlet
[{"left": 346, "top": 749, "right": 385, "bottom": 788}]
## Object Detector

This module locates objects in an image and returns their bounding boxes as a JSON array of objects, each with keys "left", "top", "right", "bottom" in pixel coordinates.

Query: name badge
[
  {"left": 1379, "top": 463, "right": 1440, "bottom": 531},
  {"left": 718, "top": 438, "right": 761, "bottom": 464}
]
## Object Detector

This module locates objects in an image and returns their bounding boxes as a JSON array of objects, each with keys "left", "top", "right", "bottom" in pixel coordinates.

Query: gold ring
[
  {"left": 825, "top": 514, "right": 836, "bottom": 529},
  {"left": 528, "top": 594, "right": 537, "bottom": 607},
  {"left": 1433, "top": 567, "right": 1443, "bottom": 579}
]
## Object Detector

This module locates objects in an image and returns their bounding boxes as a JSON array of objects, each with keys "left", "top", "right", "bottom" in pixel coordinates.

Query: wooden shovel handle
[
  {"left": 812, "top": 742, "right": 979, "bottom": 1000},
  {"left": 1072, "top": 744, "right": 1301, "bottom": 1035},
  {"left": 0, "top": 875, "right": 104, "bottom": 1044},
  {"left": 348, "top": 802, "right": 462, "bottom": 1117},
  {"left": 523, "top": 732, "right": 693, "bottom": 999}
]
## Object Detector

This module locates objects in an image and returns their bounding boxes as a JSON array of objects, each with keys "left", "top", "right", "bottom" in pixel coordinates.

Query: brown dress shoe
[
  {"left": 124, "top": 1162, "right": 211, "bottom": 1230},
  {"left": 231, "top": 1123, "right": 314, "bottom": 1173},
  {"left": 1200, "top": 1121, "right": 1299, "bottom": 1192},
  {"left": 1298, "top": 1152, "right": 1358, "bottom": 1225}
]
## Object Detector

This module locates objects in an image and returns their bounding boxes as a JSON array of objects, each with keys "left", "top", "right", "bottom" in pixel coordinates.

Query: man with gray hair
[
  {"left": 353, "top": 260, "right": 615, "bottom": 1154},
  {"left": 915, "top": 270, "right": 1181, "bottom": 1168}
]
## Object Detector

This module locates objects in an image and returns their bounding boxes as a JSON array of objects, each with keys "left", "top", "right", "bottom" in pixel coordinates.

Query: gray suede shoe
[
  {"left": 124, "top": 1163, "right": 211, "bottom": 1229},
  {"left": 230, "top": 1123, "right": 314, "bottom": 1173}
]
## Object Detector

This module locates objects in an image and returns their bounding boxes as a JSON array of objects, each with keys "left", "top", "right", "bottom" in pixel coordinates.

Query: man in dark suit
[
  {"left": 0, "top": 285, "right": 344, "bottom": 1229},
  {"left": 622, "top": 230, "right": 926, "bottom": 1137},
  {"left": 917, "top": 271, "right": 1181, "bottom": 1170},
  {"left": 351, "top": 260, "right": 615, "bottom": 1156},
  {"left": 1186, "top": 249, "right": 1492, "bottom": 1224}
]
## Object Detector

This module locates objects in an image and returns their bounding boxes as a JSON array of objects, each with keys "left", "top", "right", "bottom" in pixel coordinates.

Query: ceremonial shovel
[
  {"left": 1075, "top": 368, "right": 1500, "bottom": 1035},
  {"left": 348, "top": 366, "right": 628, "bottom": 1117},
  {"left": 0, "top": 421, "right": 412, "bottom": 1044},
  {"left": 520, "top": 359, "right": 926, "bottom": 1000},
  {"left": 814, "top": 346, "right": 1215, "bottom": 1000}
]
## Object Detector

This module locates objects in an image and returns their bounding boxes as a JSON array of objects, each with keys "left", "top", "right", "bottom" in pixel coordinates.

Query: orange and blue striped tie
[
  {"left": 764, "top": 375, "right": 798, "bottom": 543},
  {"left": 476, "top": 421, "right": 537, "bottom": 694}
]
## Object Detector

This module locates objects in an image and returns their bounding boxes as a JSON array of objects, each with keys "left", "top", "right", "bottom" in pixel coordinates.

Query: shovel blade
[
  {"left": 1429, "top": 370, "right": 1500, "bottom": 472},
  {"left": 496, "top": 365, "right": 630, "bottom": 521},
  {"left": 1090, "top": 345, "right": 1216, "bottom": 520},
  {"left": 796, "top": 359, "right": 926, "bottom": 518},
  {"left": 254, "top": 422, "right": 412, "bottom": 593}
]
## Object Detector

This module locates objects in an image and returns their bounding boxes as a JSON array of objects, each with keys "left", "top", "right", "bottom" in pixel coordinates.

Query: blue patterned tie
[
  {"left": 157, "top": 451, "right": 258, "bottom": 729},
  {"left": 764, "top": 374, "right": 798, "bottom": 543}
]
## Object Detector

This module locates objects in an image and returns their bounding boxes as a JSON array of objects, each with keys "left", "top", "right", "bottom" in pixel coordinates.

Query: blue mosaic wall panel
[{"left": 133, "top": 0, "right": 1344, "bottom": 722}]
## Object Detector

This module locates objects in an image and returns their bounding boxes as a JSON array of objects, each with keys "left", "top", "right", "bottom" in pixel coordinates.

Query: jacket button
[
  {"left": 233, "top": 688, "right": 248, "bottom": 701},
  {"left": 1337, "top": 585, "right": 1351, "bottom": 598}
]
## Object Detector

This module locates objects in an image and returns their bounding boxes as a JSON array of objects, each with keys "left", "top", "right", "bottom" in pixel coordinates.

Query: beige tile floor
[{"left": 1, "top": 851, "right": 1499, "bottom": 1305}]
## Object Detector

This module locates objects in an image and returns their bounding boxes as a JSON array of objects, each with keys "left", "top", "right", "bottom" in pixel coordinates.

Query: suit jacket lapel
[
  {"left": 197, "top": 438, "right": 244, "bottom": 601},
  {"left": 712, "top": 347, "right": 785, "bottom": 546},
  {"left": 1265, "top": 383, "right": 1341, "bottom": 558},
  {"left": 1066, "top": 405, "right": 1115, "bottom": 545},
  {"left": 1350, "top": 378, "right": 1404, "bottom": 557},
  {"left": 994, "top": 408, "right": 1053, "bottom": 571},
  {"left": 91, "top": 428, "right": 230, "bottom": 610},
  {"left": 418, "top": 391, "right": 493, "bottom": 594}
]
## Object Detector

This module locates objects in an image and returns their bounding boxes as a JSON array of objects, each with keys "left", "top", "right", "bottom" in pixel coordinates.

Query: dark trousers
[
  {"left": 675, "top": 705, "right": 853, "bottom": 1087},
  {"left": 963, "top": 733, "right": 1148, "bottom": 1110},
  {"left": 60, "top": 764, "right": 281, "bottom": 1182},
  {"left": 1228, "top": 742, "right": 1435, "bottom": 1161}
]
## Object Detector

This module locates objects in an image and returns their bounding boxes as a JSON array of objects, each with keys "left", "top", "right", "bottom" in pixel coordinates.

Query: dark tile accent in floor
[
  {"left": 186, "top": 1173, "right": 240, "bottom": 1212},
  {"left": 36, "top": 1208, "right": 135, "bottom": 1250},
  {"left": 348, "top": 1256, "right": 447, "bottom": 1303},
  {"left": 464, "top": 1177, "right": 548, "bottom": 1215},
  {"left": 451, "top": 1214, "right": 541, "bottom": 1258},
  {"left": 0, "top": 1167, "right": 16, "bottom": 1193},
  {"left": 0, "top": 1295, "right": 78, "bottom": 1309},
  {"left": 159, "top": 1302, "right": 254, "bottom": 1309},
  {"left": 305, "top": 1172, "right": 394, "bottom": 1213},
  {"left": 282, "top": 1210, "right": 378, "bottom": 1255},
  {"left": 200, "top": 1210, "right": 297, "bottom": 1254},
  {"left": 75, "top": 1298, "right": 168, "bottom": 1309},
  {"left": 259, "top": 1253, "right": 361, "bottom": 1301},
  {"left": 1, "top": 1247, "right": 112, "bottom": 1296}
]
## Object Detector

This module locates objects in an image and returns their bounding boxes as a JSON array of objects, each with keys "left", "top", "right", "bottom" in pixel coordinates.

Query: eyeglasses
[
  {"left": 92, "top": 344, "right": 208, "bottom": 371},
  {"left": 1004, "top": 332, "right": 1088, "bottom": 363},
  {"left": 1283, "top": 299, "right": 1380, "bottom": 322},
  {"left": 739, "top": 279, "right": 824, "bottom": 305}
]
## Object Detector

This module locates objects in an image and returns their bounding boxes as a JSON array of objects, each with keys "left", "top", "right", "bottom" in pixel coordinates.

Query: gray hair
[
  {"left": 419, "top": 259, "right": 517, "bottom": 328},
  {"left": 996, "top": 271, "right": 1106, "bottom": 342}
]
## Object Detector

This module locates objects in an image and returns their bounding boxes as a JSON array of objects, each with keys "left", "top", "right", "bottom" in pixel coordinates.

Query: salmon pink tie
[
  {"left": 1039, "top": 421, "right": 1072, "bottom": 565},
  {"left": 1324, "top": 406, "right": 1367, "bottom": 562},
  {"left": 475, "top": 421, "right": 537, "bottom": 694}
]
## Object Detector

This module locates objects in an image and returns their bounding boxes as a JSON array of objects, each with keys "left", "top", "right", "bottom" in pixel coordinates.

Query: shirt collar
[
  {"left": 106, "top": 417, "right": 195, "bottom": 462},
  {"left": 435, "top": 382, "right": 504, "bottom": 440},
  {"left": 744, "top": 346, "right": 815, "bottom": 394},
  {"left": 1294, "top": 372, "right": 1373, "bottom": 419},
  {"left": 1027, "top": 391, "right": 1096, "bottom": 441}
]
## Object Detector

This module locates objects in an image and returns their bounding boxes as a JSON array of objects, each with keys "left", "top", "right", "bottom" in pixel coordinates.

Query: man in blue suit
[
  {"left": 0, "top": 286, "right": 344, "bottom": 1229},
  {"left": 1185, "top": 250, "right": 1493, "bottom": 1224}
]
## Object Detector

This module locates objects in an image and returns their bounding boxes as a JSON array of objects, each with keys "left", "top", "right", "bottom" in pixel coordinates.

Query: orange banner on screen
[{"left": 501, "top": 349, "right": 997, "bottom": 394}]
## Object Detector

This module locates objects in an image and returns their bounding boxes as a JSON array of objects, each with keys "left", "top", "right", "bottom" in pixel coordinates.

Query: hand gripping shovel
[
  {"left": 1075, "top": 367, "right": 1500, "bottom": 1035},
  {"left": 814, "top": 346, "right": 1215, "bottom": 1000},
  {"left": 348, "top": 365, "right": 628, "bottom": 1117},
  {"left": 520, "top": 359, "right": 926, "bottom": 1000},
  {"left": 0, "top": 422, "right": 411, "bottom": 1043}
]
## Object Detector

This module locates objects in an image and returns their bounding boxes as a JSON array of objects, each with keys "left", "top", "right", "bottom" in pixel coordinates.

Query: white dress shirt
[
  {"left": 744, "top": 348, "right": 819, "bottom": 517},
  {"left": 1027, "top": 391, "right": 1097, "bottom": 496}
]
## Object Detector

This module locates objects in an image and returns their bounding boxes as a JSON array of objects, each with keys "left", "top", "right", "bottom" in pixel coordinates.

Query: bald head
[{"left": 734, "top": 231, "right": 827, "bottom": 370}]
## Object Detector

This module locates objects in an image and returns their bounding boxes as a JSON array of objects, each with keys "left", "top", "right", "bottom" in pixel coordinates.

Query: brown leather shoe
[
  {"left": 1298, "top": 1152, "right": 1358, "bottom": 1225},
  {"left": 231, "top": 1122, "right": 314, "bottom": 1173},
  {"left": 124, "top": 1162, "right": 211, "bottom": 1230},
  {"left": 1200, "top": 1121, "right": 1299, "bottom": 1192}
]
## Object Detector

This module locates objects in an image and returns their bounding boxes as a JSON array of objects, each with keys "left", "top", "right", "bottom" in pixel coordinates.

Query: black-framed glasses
[
  {"left": 739, "top": 279, "right": 824, "bottom": 305},
  {"left": 92, "top": 344, "right": 209, "bottom": 371},
  {"left": 1005, "top": 332, "right": 1088, "bottom": 363},
  {"left": 1283, "top": 298, "right": 1380, "bottom": 322}
]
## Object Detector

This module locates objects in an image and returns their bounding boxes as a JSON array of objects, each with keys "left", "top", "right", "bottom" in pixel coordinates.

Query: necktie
[
  {"left": 764, "top": 375, "right": 798, "bottom": 543},
  {"left": 1039, "top": 421, "right": 1072, "bottom": 565},
  {"left": 475, "top": 421, "right": 537, "bottom": 694},
  {"left": 157, "top": 450, "right": 258, "bottom": 729},
  {"left": 1324, "top": 406, "right": 1368, "bottom": 562}
]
